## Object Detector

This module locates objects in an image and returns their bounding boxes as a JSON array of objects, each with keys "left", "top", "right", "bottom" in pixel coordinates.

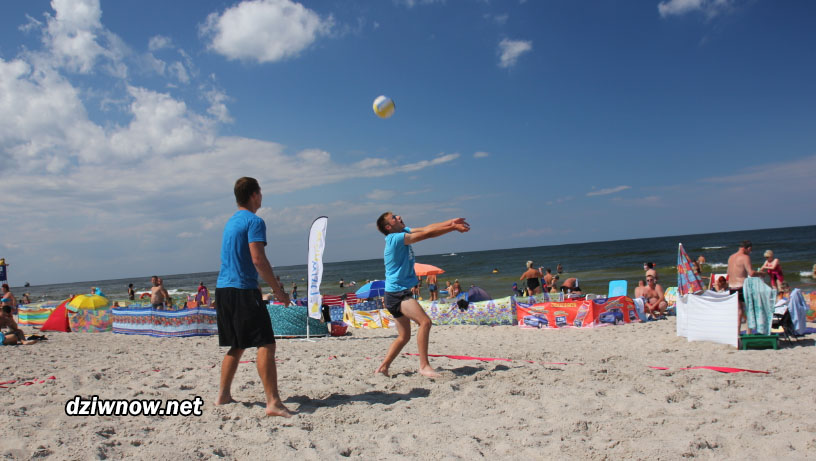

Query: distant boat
[
  {"left": 443, "top": 253, "right": 457, "bottom": 257},
  {"left": 24, "top": 282, "right": 30, "bottom": 287}
]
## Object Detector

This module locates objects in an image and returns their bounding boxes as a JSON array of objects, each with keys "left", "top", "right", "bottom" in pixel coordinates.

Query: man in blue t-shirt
[
  {"left": 214, "top": 177, "right": 291, "bottom": 418},
  {"left": 374, "top": 212, "right": 470, "bottom": 378}
]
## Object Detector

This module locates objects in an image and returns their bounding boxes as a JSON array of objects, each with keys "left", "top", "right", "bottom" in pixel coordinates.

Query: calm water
[{"left": 12, "top": 225, "right": 816, "bottom": 304}]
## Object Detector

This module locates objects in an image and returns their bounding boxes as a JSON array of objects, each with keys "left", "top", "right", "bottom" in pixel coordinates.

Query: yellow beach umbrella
[{"left": 68, "top": 294, "right": 109, "bottom": 310}]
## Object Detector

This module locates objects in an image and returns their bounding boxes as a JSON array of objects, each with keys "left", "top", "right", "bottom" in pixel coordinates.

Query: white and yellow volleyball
[{"left": 372, "top": 95, "right": 395, "bottom": 119}]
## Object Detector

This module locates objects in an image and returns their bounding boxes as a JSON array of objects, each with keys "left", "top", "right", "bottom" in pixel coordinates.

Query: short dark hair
[
  {"left": 546, "top": 268, "right": 551, "bottom": 273},
  {"left": 741, "top": 240, "right": 752, "bottom": 249},
  {"left": 1, "top": 283, "right": 8, "bottom": 290},
  {"left": 234, "top": 177, "right": 261, "bottom": 207},
  {"left": 646, "top": 262, "right": 654, "bottom": 269},
  {"left": 376, "top": 212, "right": 393, "bottom": 235}
]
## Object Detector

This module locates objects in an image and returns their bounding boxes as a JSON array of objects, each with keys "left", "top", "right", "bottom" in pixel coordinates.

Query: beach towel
[
  {"left": 788, "top": 289, "right": 808, "bottom": 335},
  {"left": 632, "top": 297, "right": 648, "bottom": 321},
  {"left": 743, "top": 277, "right": 776, "bottom": 336}
]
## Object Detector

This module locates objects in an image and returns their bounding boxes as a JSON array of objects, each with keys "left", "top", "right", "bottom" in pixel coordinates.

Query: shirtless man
[
  {"left": 633, "top": 280, "right": 646, "bottom": 298},
  {"left": 642, "top": 276, "right": 667, "bottom": 319},
  {"left": 427, "top": 273, "right": 438, "bottom": 301},
  {"left": 727, "top": 240, "right": 762, "bottom": 332},
  {"left": 543, "top": 269, "right": 554, "bottom": 291},
  {"left": 150, "top": 275, "right": 166, "bottom": 309},
  {"left": 520, "top": 261, "right": 544, "bottom": 295},
  {"left": 560, "top": 277, "right": 579, "bottom": 294}
]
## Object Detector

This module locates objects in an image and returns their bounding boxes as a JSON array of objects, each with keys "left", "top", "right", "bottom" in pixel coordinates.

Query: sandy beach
[{"left": 2, "top": 320, "right": 815, "bottom": 460}]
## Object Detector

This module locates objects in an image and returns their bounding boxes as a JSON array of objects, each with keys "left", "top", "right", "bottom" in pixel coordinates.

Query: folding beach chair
[
  {"left": 608, "top": 280, "right": 627, "bottom": 298},
  {"left": 772, "top": 307, "right": 797, "bottom": 344}
]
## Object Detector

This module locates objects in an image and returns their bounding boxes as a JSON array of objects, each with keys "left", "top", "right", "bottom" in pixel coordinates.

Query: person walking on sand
[
  {"left": 727, "top": 240, "right": 763, "bottom": 334},
  {"left": 374, "top": 212, "right": 470, "bottom": 378},
  {"left": 214, "top": 177, "right": 291, "bottom": 417}
]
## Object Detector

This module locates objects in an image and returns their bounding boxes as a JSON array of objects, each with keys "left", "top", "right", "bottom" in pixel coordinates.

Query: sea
[{"left": 10, "top": 225, "right": 816, "bottom": 304}]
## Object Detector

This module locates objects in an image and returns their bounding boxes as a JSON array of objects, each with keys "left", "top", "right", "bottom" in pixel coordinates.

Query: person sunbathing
[
  {"left": 0, "top": 306, "right": 38, "bottom": 345},
  {"left": 642, "top": 276, "right": 667, "bottom": 319}
]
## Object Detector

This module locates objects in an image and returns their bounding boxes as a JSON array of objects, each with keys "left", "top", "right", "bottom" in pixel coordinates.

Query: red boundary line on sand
[
  {"left": 404, "top": 353, "right": 583, "bottom": 365},
  {"left": 649, "top": 366, "right": 769, "bottom": 374},
  {"left": 0, "top": 376, "right": 56, "bottom": 389}
]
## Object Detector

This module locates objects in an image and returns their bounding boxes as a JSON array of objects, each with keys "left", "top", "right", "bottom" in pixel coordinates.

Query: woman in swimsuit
[
  {"left": 760, "top": 250, "right": 784, "bottom": 291},
  {"left": 1, "top": 284, "right": 17, "bottom": 314}
]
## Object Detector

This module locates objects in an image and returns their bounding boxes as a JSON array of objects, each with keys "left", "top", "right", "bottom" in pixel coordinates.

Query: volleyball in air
[{"left": 372, "top": 95, "right": 395, "bottom": 119}]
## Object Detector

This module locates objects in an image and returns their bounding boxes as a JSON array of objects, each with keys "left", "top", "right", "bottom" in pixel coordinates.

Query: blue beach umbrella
[{"left": 355, "top": 280, "right": 386, "bottom": 299}]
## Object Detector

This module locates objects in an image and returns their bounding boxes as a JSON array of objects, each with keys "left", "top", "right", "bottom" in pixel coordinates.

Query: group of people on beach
[
  {"left": 212, "top": 177, "right": 469, "bottom": 417},
  {"left": 517, "top": 262, "right": 575, "bottom": 296}
]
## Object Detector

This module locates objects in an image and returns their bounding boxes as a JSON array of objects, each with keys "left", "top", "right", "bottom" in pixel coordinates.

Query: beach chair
[
  {"left": 608, "top": 280, "right": 627, "bottom": 298},
  {"left": 771, "top": 306, "right": 796, "bottom": 344}
]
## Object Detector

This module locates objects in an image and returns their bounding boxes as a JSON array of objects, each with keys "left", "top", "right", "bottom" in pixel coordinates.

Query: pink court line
[
  {"left": 649, "top": 366, "right": 769, "bottom": 374},
  {"left": 404, "top": 353, "right": 582, "bottom": 365}
]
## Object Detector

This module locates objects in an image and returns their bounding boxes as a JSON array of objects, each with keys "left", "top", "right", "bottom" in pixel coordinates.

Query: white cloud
[
  {"left": 365, "top": 189, "right": 396, "bottom": 201},
  {"left": 394, "top": 0, "right": 445, "bottom": 8},
  {"left": 658, "top": 0, "right": 734, "bottom": 19},
  {"left": 498, "top": 38, "right": 532, "bottom": 68},
  {"left": 148, "top": 35, "right": 172, "bottom": 51},
  {"left": 473, "top": 151, "right": 489, "bottom": 158},
  {"left": 586, "top": 185, "right": 631, "bottom": 197},
  {"left": 493, "top": 14, "right": 509, "bottom": 25},
  {"left": 201, "top": 0, "right": 333, "bottom": 63}
]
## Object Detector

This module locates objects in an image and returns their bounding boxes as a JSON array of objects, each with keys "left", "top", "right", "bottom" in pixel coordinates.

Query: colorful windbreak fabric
[
  {"left": 677, "top": 243, "right": 704, "bottom": 296},
  {"left": 112, "top": 307, "right": 217, "bottom": 337}
]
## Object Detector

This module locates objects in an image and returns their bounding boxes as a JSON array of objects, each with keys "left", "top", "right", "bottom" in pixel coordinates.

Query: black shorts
[
  {"left": 729, "top": 287, "right": 744, "bottom": 304},
  {"left": 526, "top": 278, "right": 540, "bottom": 291},
  {"left": 384, "top": 289, "right": 413, "bottom": 318},
  {"left": 215, "top": 287, "right": 275, "bottom": 348}
]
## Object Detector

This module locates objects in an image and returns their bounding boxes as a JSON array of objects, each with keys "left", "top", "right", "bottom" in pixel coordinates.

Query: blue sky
[{"left": 1, "top": 0, "right": 814, "bottom": 285}]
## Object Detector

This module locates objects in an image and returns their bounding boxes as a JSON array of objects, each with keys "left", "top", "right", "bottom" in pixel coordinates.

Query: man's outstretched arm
[{"left": 404, "top": 218, "right": 469, "bottom": 245}]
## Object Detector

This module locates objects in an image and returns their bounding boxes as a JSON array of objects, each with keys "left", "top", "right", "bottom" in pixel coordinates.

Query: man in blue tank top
[
  {"left": 214, "top": 177, "right": 291, "bottom": 417},
  {"left": 374, "top": 212, "right": 470, "bottom": 378}
]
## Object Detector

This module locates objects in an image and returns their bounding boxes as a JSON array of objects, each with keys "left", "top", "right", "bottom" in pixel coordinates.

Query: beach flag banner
[
  {"left": 0, "top": 260, "right": 6, "bottom": 282},
  {"left": 307, "top": 216, "right": 328, "bottom": 320},
  {"left": 677, "top": 243, "right": 704, "bottom": 296},
  {"left": 516, "top": 296, "right": 639, "bottom": 329}
]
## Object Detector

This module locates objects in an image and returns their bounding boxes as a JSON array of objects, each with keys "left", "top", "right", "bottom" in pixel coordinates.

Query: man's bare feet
[
  {"left": 265, "top": 402, "right": 293, "bottom": 418},
  {"left": 214, "top": 395, "right": 237, "bottom": 406},
  {"left": 419, "top": 366, "right": 441, "bottom": 378},
  {"left": 374, "top": 365, "right": 390, "bottom": 377}
]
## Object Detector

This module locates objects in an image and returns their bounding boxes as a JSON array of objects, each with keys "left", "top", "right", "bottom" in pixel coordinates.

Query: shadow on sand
[{"left": 283, "top": 387, "right": 431, "bottom": 414}]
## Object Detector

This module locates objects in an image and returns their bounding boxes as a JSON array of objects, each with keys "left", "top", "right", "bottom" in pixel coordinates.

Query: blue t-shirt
[
  {"left": 384, "top": 228, "right": 417, "bottom": 292},
  {"left": 216, "top": 210, "right": 267, "bottom": 289}
]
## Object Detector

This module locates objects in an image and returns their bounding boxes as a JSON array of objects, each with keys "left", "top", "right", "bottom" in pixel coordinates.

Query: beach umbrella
[
  {"left": 414, "top": 263, "right": 445, "bottom": 277},
  {"left": 466, "top": 286, "right": 492, "bottom": 302},
  {"left": 68, "top": 294, "right": 109, "bottom": 312},
  {"left": 677, "top": 243, "right": 704, "bottom": 296},
  {"left": 355, "top": 280, "right": 386, "bottom": 299}
]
